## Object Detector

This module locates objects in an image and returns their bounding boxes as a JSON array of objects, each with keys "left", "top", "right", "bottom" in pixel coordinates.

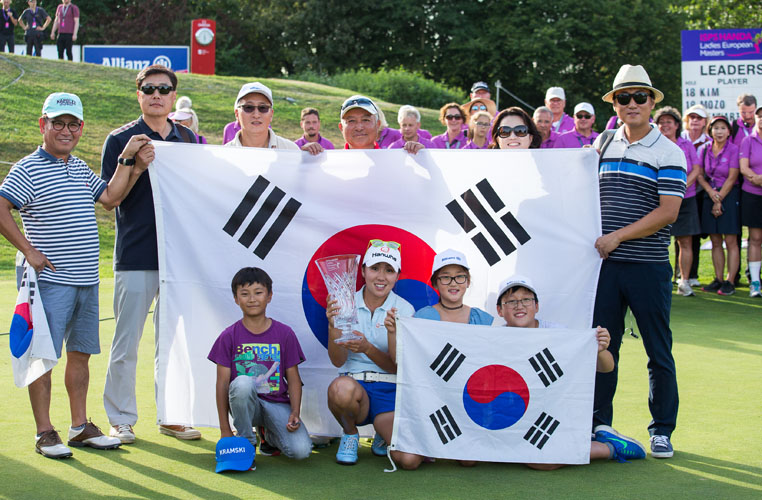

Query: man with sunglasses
[
  {"left": 554, "top": 103, "right": 599, "bottom": 149},
  {"left": 544, "top": 87, "right": 574, "bottom": 134},
  {"left": 592, "top": 64, "right": 686, "bottom": 460},
  {"left": 340, "top": 95, "right": 425, "bottom": 154},
  {"left": 0, "top": 93, "right": 151, "bottom": 458},
  {"left": 101, "top": 65, "right": 202, "bottom": 445}
]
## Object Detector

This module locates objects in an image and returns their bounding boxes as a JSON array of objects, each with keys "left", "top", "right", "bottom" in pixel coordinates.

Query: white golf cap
[
  {"left": 235, "top": 82, "right": 273, "bottom": 108},
  {"left": 341, "top": 95, "right": 378, "bottom": 118},
  {"left": 362, "top": 239, "right": 401, "bottom": 272},
  {"left": 430, "top": 249, "right": 469, "bottom": 278},
  {"left": 497, "top": 274, "right": 538, "bottom": 301},
  {"left": 545, "top": 87, "right": 566, "bottom": 101},
  {"left": 574, "top": 102, "right": 595, "bottom": 116}
]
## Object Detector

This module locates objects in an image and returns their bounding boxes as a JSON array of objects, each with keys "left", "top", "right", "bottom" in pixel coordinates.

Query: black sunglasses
[
  {"left": 575, "top": 113, "right": 592, "bottom": 120},
  {"left": 445, "top": 114, "right": 463, "bottom": 121},
  {"left": 497, "top": 125, "right": 529, "bottom": 138},
  {"left": 614, "top": 91, "right": 652, "bottom": 106},
  {"left": 237, "top": 104, "right": 272, "bottom": 114},
  {"left": 140, "top": 84, "right": 174, "bottom": 95}
]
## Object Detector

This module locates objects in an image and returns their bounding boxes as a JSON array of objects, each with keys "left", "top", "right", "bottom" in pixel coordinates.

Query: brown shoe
[
  {"left": 68, "top": 421, "right": 122, "bottom": 449},
  {"left": 36, "top": 429, "right": 73, "bottom": 459},
  {"left": 159, "top": 424, "right": 201, "bottom": 440}
]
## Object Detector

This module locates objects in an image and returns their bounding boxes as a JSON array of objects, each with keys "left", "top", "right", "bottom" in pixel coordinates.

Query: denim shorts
[{"left": 37, "top": 281, "right": 100, "bottom": 358}]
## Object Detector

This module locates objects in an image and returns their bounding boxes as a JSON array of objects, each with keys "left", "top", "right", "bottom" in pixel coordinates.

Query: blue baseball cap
[
  {"left": 215, "top": 436, "right": 255, "bottom": 473},
  {"left": 42, "top": 92, "right": 84, "bottom": 121}
]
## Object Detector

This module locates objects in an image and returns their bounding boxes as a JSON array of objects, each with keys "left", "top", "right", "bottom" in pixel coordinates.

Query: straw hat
[{"left": 602, "top": 64, "right": 664, "bottom": 103}]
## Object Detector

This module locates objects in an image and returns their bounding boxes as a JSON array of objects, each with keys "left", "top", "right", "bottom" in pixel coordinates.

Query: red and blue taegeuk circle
[
  {"left": 462, "top": 364, "right": 530, "bottom": 430},
  {"left": 301, "top": 224, "right": 437, "bottom": 347},
  {"left": 10, "top": 302, "right": 34, "bottom": 359}
]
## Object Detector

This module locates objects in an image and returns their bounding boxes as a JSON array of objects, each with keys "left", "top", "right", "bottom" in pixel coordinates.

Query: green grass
[{"left": 0, "top": 279, "right": 760, "bottom": 499}]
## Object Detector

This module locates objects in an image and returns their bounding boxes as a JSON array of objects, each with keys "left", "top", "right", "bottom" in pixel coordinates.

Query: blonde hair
[{"left": 468, "top": 111, "right": 492, "bottom": 140}]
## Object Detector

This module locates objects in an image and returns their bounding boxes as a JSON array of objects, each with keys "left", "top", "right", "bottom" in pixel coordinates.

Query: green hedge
[{"left": 290, "top": 68, "right": 464, "bottom": 109}]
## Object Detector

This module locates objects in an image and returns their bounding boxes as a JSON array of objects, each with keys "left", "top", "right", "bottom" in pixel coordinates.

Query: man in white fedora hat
[{"left": 591, "top": 64, "right": 687, "bottom": 459}]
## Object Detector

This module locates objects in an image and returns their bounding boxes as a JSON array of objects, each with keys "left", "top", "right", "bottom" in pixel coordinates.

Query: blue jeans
[
  {"left": 229, "top": 376, "right": 312, "bottom": 459},
  {"left": 592, "top": 260, "right": 679, "bottom": 437}
]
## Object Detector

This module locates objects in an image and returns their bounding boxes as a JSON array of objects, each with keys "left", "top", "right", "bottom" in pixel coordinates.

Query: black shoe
[
  {"left": 702, "top": 278, "right": 722, "bottom": 293},
  {"left": 718, "top": 280, "right": 736, "bottom": 296},
  {"left": 257, "top": 426, "right": 281, "bottom": 456}
]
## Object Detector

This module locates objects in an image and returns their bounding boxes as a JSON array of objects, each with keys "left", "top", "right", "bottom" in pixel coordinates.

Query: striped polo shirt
[
  {"left": 594, "top": 125, "right": 687, "bottom": 262},
  {"left": 0, "top": 147, "right": 106, "bottom": 285}
]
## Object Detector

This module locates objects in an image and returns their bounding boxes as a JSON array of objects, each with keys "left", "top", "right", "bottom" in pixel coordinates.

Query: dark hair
[
  {"left": 737, "top": 93, "right": 757, "bottom": 108},
  {"left": 496, "top": 286, "right": 538, "bottom": 306},
  {"left": 707, "top": 116, "right": 731, "bottom": 138},
  {"left": 136, "top": 65, "right": 178, "bottom": 90},
  {"left": 301, "top": 107, "right": 319, "bottom": 120},
  {"left": 653, "top": 106, "right": 683, "bottom": 137},
  {"left": 231, "top": 267, "right": 273, "bottom": 296},
  {"left": 439, "top": 102, "right": 465, "bottom": 125},
  {"left": 430, "top": 266, "right": 470, "bottom": 288},
  {"left": 489, "top": 107, "right": 542, "bottom": 149}
]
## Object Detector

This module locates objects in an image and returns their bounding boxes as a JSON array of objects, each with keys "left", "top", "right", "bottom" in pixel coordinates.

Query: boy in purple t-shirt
[{"left": 208, "top": 267, "right": 312, "bottom": 460}]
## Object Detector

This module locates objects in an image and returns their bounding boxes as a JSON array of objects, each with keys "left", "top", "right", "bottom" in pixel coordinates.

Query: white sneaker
[
  {"left": 688, "top": 278, "right": 701, "bottom": 287},
  {"left": 35, "top": 429, "right": 73, "bottom": 459},
  {"left": 677, "top": 280, "right": 694, "bottom": 296},
  {"left": 68, "top": 421, "right": 122, "bottom": 449},
  {"left": 110, "top": 424, "right": 136, "bottom": 444}
]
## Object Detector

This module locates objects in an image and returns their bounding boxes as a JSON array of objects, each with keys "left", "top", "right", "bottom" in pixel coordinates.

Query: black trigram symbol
[
  {"left": 223, "top": 175, "right": 301, "bottom": 259},
  {"left": 430, "top": 343, "right": 466, "bottom": 382},
  {"left": 446, "top": 178, "right": 531, "bottom": 266},
  {"left": 523, "top": 412, "right": 560, "bottom": 450},
  {"left": 429, "top": 405, "right": 462, "bottom": 445},
  {"left": 528, "top": 348, "right": 564, "bottom": 387}
]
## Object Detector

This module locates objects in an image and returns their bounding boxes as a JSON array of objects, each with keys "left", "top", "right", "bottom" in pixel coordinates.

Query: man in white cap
[
  {"left": 544, "top": 87, "right": 574, "bottom": 134},
  {"left": 592, "top": 64, "right": 687, "bottom": 459},
  {"left": 339, "top": 95, "right": 424, "bottom": 154},
  {"left": 0, "top": 92, "right": 149, "bottom": 458},
  {"left": 554, "top": 102, "right": 599, "bottom": 148}
]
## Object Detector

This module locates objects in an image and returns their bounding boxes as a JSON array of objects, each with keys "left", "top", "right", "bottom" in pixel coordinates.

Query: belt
[{"left": 342, "top": 372, "right": 397, "bottom": 383}]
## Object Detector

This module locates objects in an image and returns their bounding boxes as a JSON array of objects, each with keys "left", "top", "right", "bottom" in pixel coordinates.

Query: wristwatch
[{"left": 118, "top": 156, "right": 136, "bottom": 166}]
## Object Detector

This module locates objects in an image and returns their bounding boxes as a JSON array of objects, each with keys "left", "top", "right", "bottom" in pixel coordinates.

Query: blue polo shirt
[{"left": 100, "top": 116, "right": 196, "bottom": 271}]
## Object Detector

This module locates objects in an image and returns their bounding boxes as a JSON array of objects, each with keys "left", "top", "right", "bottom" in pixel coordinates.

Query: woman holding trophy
[{"left": 323, "top": 239, "right": 423, "bottom": 470}]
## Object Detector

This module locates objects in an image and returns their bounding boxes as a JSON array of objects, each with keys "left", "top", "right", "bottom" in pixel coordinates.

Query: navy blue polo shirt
[{"left": 100, "top": 116, "right": 196, "bottom": 271}]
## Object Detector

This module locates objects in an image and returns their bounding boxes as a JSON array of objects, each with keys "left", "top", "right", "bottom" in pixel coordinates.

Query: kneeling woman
[{"left": 326, "top": 240, "right": 423, "bottom": 470}]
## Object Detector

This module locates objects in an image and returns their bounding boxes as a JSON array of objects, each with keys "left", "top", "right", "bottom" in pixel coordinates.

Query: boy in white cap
[
  {"left": 495, "top": 275, "right": 646, "bottom": 468},
  {"left": 592, "top": 64, "right": 686, "bottom": 459},
  {"left": 544, "top": 87, "right": 574, "bottom": 133},
  {"left": 0, "top": 92, "right": 149, "bottom": 458},
  {"left": 325, "top": 239, "right": 422, "bottom": 470},
  {"left": 554, "top": 102, "right": 599, "bottom": 148}
]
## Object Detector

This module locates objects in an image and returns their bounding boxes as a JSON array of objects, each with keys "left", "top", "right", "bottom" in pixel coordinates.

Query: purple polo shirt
[
  {"left": 552, "top": 113, "right": 575, "bottom": 133},
  {"left": 553, "top": 129, "right": 599, "bottom": 148},
  {"left": 676, "top": 137, "right": 700, "bottom": 198},
  {"left": 387, "top": 136, "right": 435, "bottom": 149},
  {"left": 295, "top": 134, "right": 335, "bottom": 149},
  {"left": 223, "top": 121, "right": 241, "bottom": 145},
  {"left": 740, "top": 132, "right": 762, "bottom": 196},
  {"left": 378, "top": 128, "right": 402, "bottom": 149},
  {"left": 418, "top": 129, "right": 432, "bottom": 140},
  {"left": 55, "top": 3, "right": 79, "bottom": 34},
  {"left": 732, "top": 118, "right": 755, "bottom": 149},
  {"left": 431, "top": 130, "right": 468, "bottom": 149},
  {"left": 540, "top": 131, "right": 559, "bottom": 149},
  {"left": 463, "top": 139, "right": 490, "bottom": 149},
  {"left": 699, "top": 141, "right": 740, "bottom": 189},
  {"left": 605, "top": 116, "right": 620, "bottom": 130}
]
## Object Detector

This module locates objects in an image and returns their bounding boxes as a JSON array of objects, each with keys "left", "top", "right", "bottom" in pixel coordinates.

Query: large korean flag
[
  {"left": 149, "top": 143, "right": 601, "bottom": 435},
  {"left": 393, "top": 317, "right": 597, "bottom": 464}
]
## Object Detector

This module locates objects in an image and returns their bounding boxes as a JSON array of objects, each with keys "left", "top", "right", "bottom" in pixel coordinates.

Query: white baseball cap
[
  {"left": 574, "top": 102, "right": 595, "bottom": 116},
  {"left": 497, "top": 274, "right": 538, "bottom": 302},
  {"left": 363, "top": 239, "right": 401, "bottom": 272},
  {"left": 431, "top": 249, "right": 469, "bottom": 278},
  {"left": 341, "top": 95, "right": 378, "bottom": 119},
  {"left": 545, "top": 87, "right": 566, "bottom": 101},
  {"left": 235, "top": 82, "right": 273, "bottom": 108}
]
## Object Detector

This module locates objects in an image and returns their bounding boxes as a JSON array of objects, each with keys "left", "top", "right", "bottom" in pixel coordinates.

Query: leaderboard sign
[
  {"left": 83, "top": 45, "right": 189, "bottom": 72},
  {"left": 681, "top": 29, "right": 762, "bottom": 121}
]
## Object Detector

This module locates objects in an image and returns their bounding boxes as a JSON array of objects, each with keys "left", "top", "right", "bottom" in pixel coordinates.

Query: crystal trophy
[{"left": 315, "top": 254, "right": 361, "bottom": 343}]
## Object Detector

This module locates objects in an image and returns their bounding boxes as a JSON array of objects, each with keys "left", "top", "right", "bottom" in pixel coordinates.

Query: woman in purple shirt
[
  {"left": 681, "top": 105, "right": 711, "bottom": 150},
  {"left": 432, "top": 103, "right": 468, "bottom": 149},
  {"left": 387, "top": 105, "right": 433, "bottom": 149},
  {"left": 739, "top": 105, "right": 762, "bottom": 297},
  {"left": 655, "top": 107, "right": 701, "bottom": 296},
  {"left": 697, "top": 116, "right": 741, "bottom": 296},
  {"left": 376, "top": 109, "right": 402, "bottom": 149},
  {"left": 464, "top": 111, "right": 492, "bottom": 149}
]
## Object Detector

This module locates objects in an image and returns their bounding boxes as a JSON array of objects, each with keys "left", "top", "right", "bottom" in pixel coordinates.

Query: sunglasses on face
[
  {"left": 48, "top": 119, "right": 82, "bottom": 132},
  {"left": 575, "top": 113, "right": 592, "bottom": 120},
  {"left": 237, "top": 104, "right": 272, "bottom": 114},
  {"left": 496, "top": 125, "right": 529, "bottom": 138},
  {"left": 446, "top": 114, "right": 463, "bottom": 121},
  {"left": 140, "top": 84, "right": 174, "bottom": 95},
  {"left": 614, "top": 91, "right": 652, "bottom": 106},
  {"left": 475, "top": 121, "right": 491, "bottom": 127},
  {"left": 471, "top": 104, "right": 487, "bottom": 112}
]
